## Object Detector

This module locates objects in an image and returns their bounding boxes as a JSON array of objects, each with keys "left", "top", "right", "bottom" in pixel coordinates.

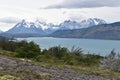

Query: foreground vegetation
[
  {"left": 0, "top": 40, "right": 120, "bottom": 79},
  {"left": 0, "top": 40, "right": 101, "bottom": 66}
]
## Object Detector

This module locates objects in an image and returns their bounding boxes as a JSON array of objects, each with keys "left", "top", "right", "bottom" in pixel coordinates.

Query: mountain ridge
[
  {"left": 49, "top": 22, "right": 120, "bottom": 40},
  {"left": 58, "top": 18, "right": 106, "bottom": 30},
  {"left": 0, "top": 18, "right": 107, "bottom": 38}
]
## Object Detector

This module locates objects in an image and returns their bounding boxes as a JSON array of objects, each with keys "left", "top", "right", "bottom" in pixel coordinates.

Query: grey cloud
[
  {"left": 0, "top": 17, "right": 21, "bottom": 24},
  {"left": 45, "top": 0, "right": 120, "bottom": 9}
]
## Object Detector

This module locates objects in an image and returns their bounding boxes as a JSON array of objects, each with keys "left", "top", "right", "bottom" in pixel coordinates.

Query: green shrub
[
  {"left": 48, "top": 46, "right": 69, "bottom": 59},
  {"left": 0, "top": 40, "right": 102, "bottom": 66},
  {"left": 15, "top": 41, "right": 41, "bottom": 59},
  {"left": 62, "top": 53, "right": 77, "bottom": 65},
  {"left": 82, "top": 54, "right": 101, "bottom": 66},
  {"left": 71, "top": 46, "right": 83, "bottom": 56},
  {"left": 0, "top": 40, "right": 17, "bottom": 51}
]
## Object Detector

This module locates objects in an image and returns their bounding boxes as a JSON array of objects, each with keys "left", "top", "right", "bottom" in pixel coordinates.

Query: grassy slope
[{"left": 0, "top": 50, "right": 120, "bottom": 80}]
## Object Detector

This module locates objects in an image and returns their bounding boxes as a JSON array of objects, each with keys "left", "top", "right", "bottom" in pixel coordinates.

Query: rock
[{"left": 0, "top": 56, "right": 119, "bottom": 80}]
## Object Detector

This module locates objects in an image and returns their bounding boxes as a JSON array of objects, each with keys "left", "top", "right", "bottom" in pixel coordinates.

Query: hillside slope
[
  {"left": 50, "top": 22, "right": 120, "bottom": 40},
  {"left": 0, "top": 55, "right": 118, "bottom": 80}
]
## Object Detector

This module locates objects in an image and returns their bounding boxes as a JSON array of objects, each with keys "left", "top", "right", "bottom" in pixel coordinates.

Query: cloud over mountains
[
  {"left": 46, "top": 0, "right": 120, "bottom": 9},
  {"left": 0, "top": 17, "right": 21, "bottom": 24}
]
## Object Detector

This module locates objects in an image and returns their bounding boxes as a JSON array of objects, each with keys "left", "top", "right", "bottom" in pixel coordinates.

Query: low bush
[
  {"left": 0, "top": 40, "right": 101, "bottom": 66},
  {"left": 100, "top": 49, "right": 120, "bottom": 72},
  {"left": 15, "top": 41, "right": 41, "bottom": 58}
]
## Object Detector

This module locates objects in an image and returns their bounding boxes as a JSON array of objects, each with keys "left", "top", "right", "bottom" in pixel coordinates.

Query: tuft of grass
[
  {"left": 17, "top": 69, "right": 52, "bottom": 80},
  {"left": 0, "top": 49, "right": 120, "bottom": 79},
  {"left": 0, "top": 75, "right": 21, "bottom": 80},
  {"left": 33, "top": 73, "right": 52, "bottom": 79},
  {"left": 0, "top": 50, "right": 16, "bottom": 57},
  {"left": 34, "top": 62, "right": 120, "bottom": 79},
  {"left": 65, "top": 65, "right": 120, "bottom": 79}
]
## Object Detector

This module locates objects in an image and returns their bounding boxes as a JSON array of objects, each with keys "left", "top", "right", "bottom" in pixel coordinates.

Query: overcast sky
[{"left": 0, "top": 0, "right": 120, "bottom": 31}]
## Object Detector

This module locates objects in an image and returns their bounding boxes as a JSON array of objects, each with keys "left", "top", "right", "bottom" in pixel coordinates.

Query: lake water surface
[{"left": 17, "top": 37, "right": 120, "bottom": 56}]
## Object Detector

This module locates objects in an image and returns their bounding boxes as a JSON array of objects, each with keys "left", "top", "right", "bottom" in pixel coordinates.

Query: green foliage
[
  {"left": 61, "top": 53, "right": 77, "bottom": 65},
  {"left": 47, "top": 46, "right": 79, "bottom": 65},
  {"left": 68, "top": 66, "right": 120, "bottom": 79},
  {"left": 0, "top": 40, "right": 101, "bottom": 66},
  {"left": 70, "top": 46, "right": 83, "bottom": 63},
  {"left": 35, "top": 49, "right": 58, "bottom": 64},
  {"left": 0, "top": 40, "right": 17, "bottom": 51},
  {"left": 1, "top": 40, "right": 120, "bottom": 79},
  {"left": 0, "top": 40, "right": 41, "bottom": 59},
  {"left": 15, "top": 41, "right": 41, "bottom": 58},
  {"left": 0, "top": 50, "right": 16, "bottom": 57},
  {"left": 71, "top": 46, "right": 83, "bottom": 56},
  {"left": 82, "top": 54, "right": 101, "bottom": 66},
  {"left": 48, "top": 46, "right": 69, "bottom": 59}
]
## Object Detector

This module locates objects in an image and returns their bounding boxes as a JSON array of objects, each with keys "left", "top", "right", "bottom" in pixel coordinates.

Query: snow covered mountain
[
  {"left": 2, "top": 18, "right": 107, "bottom": 37},
  {"left": 4, "top": 19, "right": 58, "bottom": 37},
  {"left": 5, "top": 19, "right": 47, "bottom": 37},
  {"left": 35, "top": 20, "right": 58, "bottom": 34},
  {"left": 79, "top": 18, "right": 106, "bottom": 28},
  {"left": 57, "top": 18, "right": 106, "bottom": 30},
  {"left": 58, "top": 20, "right": 80, "bottom": 30}
]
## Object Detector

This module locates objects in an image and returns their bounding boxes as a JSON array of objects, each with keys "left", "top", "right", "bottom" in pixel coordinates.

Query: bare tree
[{"left": 100, "top": 49, "right": 120, "bottom": 72}]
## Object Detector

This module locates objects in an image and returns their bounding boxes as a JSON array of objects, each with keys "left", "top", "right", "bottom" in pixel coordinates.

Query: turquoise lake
[{"left": 17, "top": 37, "right": 120, "bottom": 56}]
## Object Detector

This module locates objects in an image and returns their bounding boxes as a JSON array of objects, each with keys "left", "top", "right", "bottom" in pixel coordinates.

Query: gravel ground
[{"left": 0, "top": 56, "right": 118, "bottom": 80}]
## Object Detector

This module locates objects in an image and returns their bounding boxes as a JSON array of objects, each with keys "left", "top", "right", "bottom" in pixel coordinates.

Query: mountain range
[
  {"left": 0, "top": 17, "right": 120, "bottom": 40},
  {"left": 0, "top": 18, "right": 106, "bottom": 38},
  {"left": 50, "top": 22, "right": 120, "bottom": 40},
  {"left": 59, "top": 18, "right": 106, "bottom": 30},
  {"left": 1, "top": 19, "right": 58, "bottom": 37},
  {"left": 6, "top": 19, "right": 46, "bottom": 35}
]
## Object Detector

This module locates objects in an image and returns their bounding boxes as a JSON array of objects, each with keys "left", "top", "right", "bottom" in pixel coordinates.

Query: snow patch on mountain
[
  {"left": 6, "top": 19, "right": 46, "bottom": 35},
  {"left": 5, "top": 18, "right": 107, "bottom": 35},
  {"left": 57, "top": 18, "right": 106, "bottom": 30}
]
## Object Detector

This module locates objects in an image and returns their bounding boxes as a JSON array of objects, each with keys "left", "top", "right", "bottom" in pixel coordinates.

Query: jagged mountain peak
[
  {"left": 21, "top": 19, "right": 26, "bottom": 24},
  {"left": 58, "top": 18, "right": 106, "bottom": 30},
  {"left": 59, "top": 20, "right": 79, "bottom": 30},
  {"left": 15, "top": 19, "right": 29, "bottom": 28},
  {"left": 4, "top": 18, "right": 107, "bottom": 37},
  {"left": 14, "top": 19, "right": 43, "bottom": 29},
  {"left": 81, "top": 18, "right": 106, "bottom": 25},
  {"left": 79, "top": 18, "right": 106, "bottom": 28},
  {"left": 5, "top": 19, "right": 47, "bottom": 36}
]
